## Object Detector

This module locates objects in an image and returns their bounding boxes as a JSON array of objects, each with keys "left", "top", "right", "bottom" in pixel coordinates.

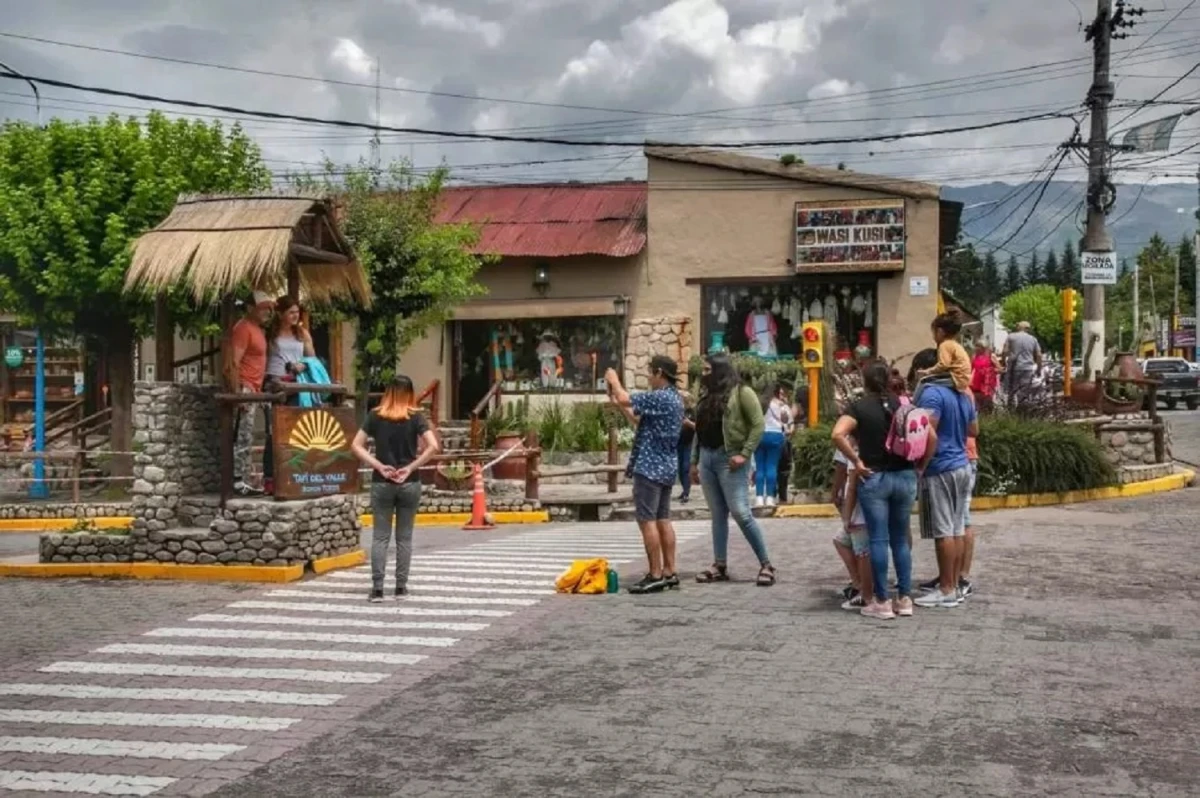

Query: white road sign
[{"left": 1081, "top": 250, "right": 1118, "bottom": 285}]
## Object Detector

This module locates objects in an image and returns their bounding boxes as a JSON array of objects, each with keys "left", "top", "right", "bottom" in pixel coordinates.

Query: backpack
[{"left": 884, "top": 395, "right": 932, "bottom": 462}]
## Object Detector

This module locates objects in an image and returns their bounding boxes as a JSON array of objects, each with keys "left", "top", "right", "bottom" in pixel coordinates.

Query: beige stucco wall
[{"left": 644, "top": 157, "right": 941, "bottom": 373}]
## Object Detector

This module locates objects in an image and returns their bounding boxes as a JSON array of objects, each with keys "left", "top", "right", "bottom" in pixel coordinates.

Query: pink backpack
[{"left": 885, "top": 396, "right": 932, "bottom": 463}]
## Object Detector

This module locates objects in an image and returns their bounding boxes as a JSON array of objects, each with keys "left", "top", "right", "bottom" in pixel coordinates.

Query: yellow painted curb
[
  {"left": 0, "top": 517, "right": 132, "bottom": 533},
  {"left": 311, "top": 549, "right": 366, "bottom": 574},
  {"left": 0, "top": 561, "right": 304, "bottom": 582},
  {"left": 773, "top": 469, "right": 1194, "bottom": 519}
]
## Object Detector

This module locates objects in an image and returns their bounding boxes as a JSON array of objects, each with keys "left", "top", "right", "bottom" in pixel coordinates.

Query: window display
[{"left": 701, "top": 280, "right": 878, "bottom": 363}]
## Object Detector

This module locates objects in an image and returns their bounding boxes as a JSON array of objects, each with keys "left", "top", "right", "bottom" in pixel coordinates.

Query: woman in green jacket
[{"left": 690, "top": 353, "right": 776, "bottom": 586}]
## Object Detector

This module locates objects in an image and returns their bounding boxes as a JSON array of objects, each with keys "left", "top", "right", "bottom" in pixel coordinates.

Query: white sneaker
[
  {"left": 914, "top": 590, "right": 962, "bottom": 609},
  {"left": 753, "top": 496, "right": 765, "bottom": 508}
]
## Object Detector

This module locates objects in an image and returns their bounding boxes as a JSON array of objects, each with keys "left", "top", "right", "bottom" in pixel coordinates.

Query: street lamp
[{"left": 532, "top": 263, "right": 550, "bottom": 297}]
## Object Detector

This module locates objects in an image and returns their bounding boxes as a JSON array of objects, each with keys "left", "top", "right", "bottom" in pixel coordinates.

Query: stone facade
[
  {"left": 1095, "top": 413, "right": 1172, "bottom": 468},
  {"left": 624, "top": 316, "right": 692, "bottom": 390},
  {"left": 40, "top": 532, "right": 133, "bottom": 563},
  {"left": 0, "top": 502, "right": 131, "bottom": 520}
]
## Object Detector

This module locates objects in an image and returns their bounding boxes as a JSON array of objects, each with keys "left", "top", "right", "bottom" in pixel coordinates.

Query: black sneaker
[
  {"left": 958, "top": 578, "right": 975, "bottom": 598},
  {"left": 368, "top": 589, "right": 384, "bottom": 603},
  {"left": 394, "top": 586, "right": 408, "bottom": 598},
  {"left": 840, "top": 584, "right": 858, "bottom": 601},
  {"left": 628, "top": 574, "right": 667, "bottom": 594},
  {"left": 678, "top": 494, "right": 690, "bottom": 504},
  {"left": 917, "top": 576, "right": 941, "bottom": 594},
  {"left": 663, "top": 573, "right": 680, "bottom": 590}
]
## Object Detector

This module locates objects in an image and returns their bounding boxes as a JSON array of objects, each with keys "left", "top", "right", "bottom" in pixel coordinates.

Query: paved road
[
  {"left": 1165, "top": 407, "right": 1200, "bottom": 467},
  {"left": 0, "top": 492, "right": 1198, "bottom": 797}
]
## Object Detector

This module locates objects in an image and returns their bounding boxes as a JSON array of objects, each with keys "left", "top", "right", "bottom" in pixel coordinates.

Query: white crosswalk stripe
[
  {"left": 0, "top": 769, "right": 174, "bottom": 796},
  {"left": 39, "top": 662, "right": 389, "bottom": 684},
  {"left": 0, "top": 736, "right": 243, "bottom": 761},
  {"left": 0, "top": 684, "right": 341, "bottom": 706},
  {"left": 0, "top": 522, "right": 693, "bottom": 794}
]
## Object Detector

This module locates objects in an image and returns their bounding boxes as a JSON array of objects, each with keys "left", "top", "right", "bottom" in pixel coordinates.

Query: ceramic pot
[{"left": 491, "top": 432, "right": 526, "bottom": 481}]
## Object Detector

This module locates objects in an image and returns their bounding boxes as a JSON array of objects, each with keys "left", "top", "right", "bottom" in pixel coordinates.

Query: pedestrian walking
[
  {"left": 1001, "top": 321, "right": 1043, "bottom": 407},
  {"left": 350, "top": 375, "right": 441, "bottom": 603},
  {"left": 605, "top": 357, "right": 685, "bottom": 594},
  {"left": 831, "top": 361, "right": 918, "bottom": 620},
  {"left": 754, "top": 382, "right": 793, "bottom": 507},
  {"left": 909, "top": 349, "right": 978, "bottom": 610},
  {"left": 691, "top": 353, "right": 776, "bottom": 587},
  {"left": 970, "top": 338, "right": 1001, "bottom": 413}
]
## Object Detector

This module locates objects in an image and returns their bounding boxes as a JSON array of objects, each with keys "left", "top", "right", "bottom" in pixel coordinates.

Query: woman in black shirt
[
  {"left": 351, "top": 375, "right": 440, "bottom": 603},
  {"left": 831, "top": 362, "right": 917, "bottom": 621}
]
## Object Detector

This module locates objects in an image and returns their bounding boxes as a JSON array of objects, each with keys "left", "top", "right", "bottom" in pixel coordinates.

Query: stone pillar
[{"left": 623, "top": 316, "right": 692, "bottom": 390}]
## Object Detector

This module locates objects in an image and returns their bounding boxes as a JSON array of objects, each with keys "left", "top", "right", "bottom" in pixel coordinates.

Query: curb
[
  {"left": 0, "top": 561, "right": 304, "bottom": 582},
  {"left": 773, "top": 469, "right": 1194, "bottom": 519},
  {"left": 311, "top": 549, "right": 366, "bottom": 574},
  {"left": 0, "top": 510, "right": 551, "bottom": 535}
]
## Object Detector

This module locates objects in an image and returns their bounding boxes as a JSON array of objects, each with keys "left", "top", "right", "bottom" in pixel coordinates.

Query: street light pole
[{"left": 1081, "top": 0, "right": 1118, "bottom": 378}]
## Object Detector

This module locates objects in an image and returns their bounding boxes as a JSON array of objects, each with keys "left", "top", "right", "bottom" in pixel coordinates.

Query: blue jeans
[
  {"left": 753, "top": 431, "right": 786, "bottom": 497},
  {"left": 677, "top": 441, "right": 693, "bottom": 497},
  {"left": 698, "top": 446, "right": 771, "bottom": 565},
  {"left": 856, "top": 469, "right": 918, "bottom": 602}
]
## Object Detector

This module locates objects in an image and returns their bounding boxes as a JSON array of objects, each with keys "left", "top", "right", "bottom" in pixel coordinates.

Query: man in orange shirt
[{"left": 228, "top": 291, "right": 273, "bottom": 497}]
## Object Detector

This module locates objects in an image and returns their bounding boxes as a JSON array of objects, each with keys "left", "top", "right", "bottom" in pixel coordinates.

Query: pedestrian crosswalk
[{"left": 0, "top": 521, "right": 710, "bottom": 795}]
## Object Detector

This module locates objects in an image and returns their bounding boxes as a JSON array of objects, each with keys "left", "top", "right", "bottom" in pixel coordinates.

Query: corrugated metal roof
[{"left": 435, "top": 183, "right": 647, "bottom": 258}]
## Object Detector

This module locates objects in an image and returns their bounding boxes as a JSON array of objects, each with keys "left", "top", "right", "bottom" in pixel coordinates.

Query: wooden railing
[
  {"left": 1, "top": 450, "right": 89, "bottom": 502},
  {"left": 414, "top": 379, "right": 440, "bottom": 426},
  {"left": 526, "top": 427, "right": 623, "bottom": 495},
  {"left": 468, "top": 381, "right": 503, "bottom": 450},
  {"left": 46, "top": 407, "right": 112, "bottom": 451}
]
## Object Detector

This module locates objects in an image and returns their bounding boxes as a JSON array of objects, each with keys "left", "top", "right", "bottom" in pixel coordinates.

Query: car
[{"left": 1141, "top": 357, "right": 1200, "bottom": 410}]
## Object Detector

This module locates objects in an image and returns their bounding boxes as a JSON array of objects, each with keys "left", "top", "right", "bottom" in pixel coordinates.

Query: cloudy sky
[{"left": 1, "top": 0, "right": 1198, "bottom": 190}]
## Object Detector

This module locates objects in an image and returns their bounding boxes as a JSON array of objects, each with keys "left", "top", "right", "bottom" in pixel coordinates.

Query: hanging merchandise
[
  {"left": 823, "top": 292, "right": 839, "bottom": 332},
  {"left": 864, "top": 297, "right": 874, "bottom": 328},
  {"left": 851, "top": 292, "right": 866, "bottom": 316},
  {"left": 770, "top": 297, "right": 782, "bottom": 315},
  {"left": 711, "top": 298, "right": 719, "bottom": 318},
  {"left": 718, "top": 307, "right": 728, "bottom": 324},
  {"left": 809, "top": 298, "right": 823, "bottom": 320}
]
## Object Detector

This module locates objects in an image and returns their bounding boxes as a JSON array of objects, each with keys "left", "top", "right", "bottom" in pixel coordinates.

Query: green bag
[{"left": 605, "top": 569, "right": 619, "bottom": 593}]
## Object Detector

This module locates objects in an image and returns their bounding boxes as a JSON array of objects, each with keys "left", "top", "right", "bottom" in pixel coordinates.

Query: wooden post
[
  {"left": 219, "top": 402, "right": 233, "bottom": 508},
  {"left": 71, "top": 451, "right": 81, "bottom": 503},
  {"left": 525, "top": 429, "right": 539, "bottom": 502},
  {"left": 286, "top": 257, "right": 300, "bottom": 302},
  {"left": 606, "top": 425, "right": 618, "bottom": 494},
  {"left": 154, "top": 293, "right": 174, "bottom": 382}
]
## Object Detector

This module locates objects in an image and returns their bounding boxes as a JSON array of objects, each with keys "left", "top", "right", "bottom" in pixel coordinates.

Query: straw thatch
[{"left": 125, "top": 193, "right": 371, "bottom": 306}]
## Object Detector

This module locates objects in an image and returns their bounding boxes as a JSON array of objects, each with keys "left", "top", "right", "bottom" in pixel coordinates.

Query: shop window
[
  {"left": 700, "top": 280, "right": 878, "bottom": 362},
  {"left": 456, "top": 316, "right": 623, "bottom": 417}
]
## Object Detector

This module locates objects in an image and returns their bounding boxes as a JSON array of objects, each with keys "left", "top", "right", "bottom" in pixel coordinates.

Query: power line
[{"left": 0, "top": 71, "right": 1079, "bottom": 149}]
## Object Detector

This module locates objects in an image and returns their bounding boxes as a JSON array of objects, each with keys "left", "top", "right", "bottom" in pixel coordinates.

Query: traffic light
[
  {"left": 1061, "top": 288, "right": 1076, "bottom": 324},
  {"left": 801, "top": 321, "right": 824, "bottom": 368}
]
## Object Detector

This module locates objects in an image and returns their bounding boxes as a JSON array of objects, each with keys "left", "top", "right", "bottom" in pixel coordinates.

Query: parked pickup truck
[{"left": 1141, "top": 357, "right": 1200, "bottom": 410}]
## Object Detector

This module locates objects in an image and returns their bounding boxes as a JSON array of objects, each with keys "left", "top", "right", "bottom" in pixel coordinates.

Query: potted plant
[
  {"left": 490, "top": 400, "right": 529, "bottom": 481},
  {"left": 434, "top": 460, "right": 473, "bottom": 492}
]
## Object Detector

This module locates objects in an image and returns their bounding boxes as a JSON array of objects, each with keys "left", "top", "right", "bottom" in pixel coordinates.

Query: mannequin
[
  {"left": 536, "top": 331, "right": 562, "bottom": 388},
  {"left": 744, "top": 296, "right": 778, "bottom": 356}
]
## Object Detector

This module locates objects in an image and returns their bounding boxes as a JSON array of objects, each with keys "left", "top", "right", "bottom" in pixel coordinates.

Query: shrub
[
  {"left": 788, "top": 416, "right": 1116, "bottom": 498},
  {"left": 789, "top": 423, "right": 835, "bottom": 493},
  {"left": 975, "top": 416, "right": 1115, "bottom": 495},
  {"left": 487, "top": 398, "right": 633, "bottom": 453},
  {"left": 687, "top": 354, "right": 807, "bottom": 398}
]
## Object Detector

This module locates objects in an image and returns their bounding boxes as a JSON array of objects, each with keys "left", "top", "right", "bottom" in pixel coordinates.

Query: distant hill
[{"left": 944, "top": 181, "right": 1199, "bottom": 263}]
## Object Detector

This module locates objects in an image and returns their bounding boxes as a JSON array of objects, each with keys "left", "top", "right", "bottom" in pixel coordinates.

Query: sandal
[
  {"left": 756, "top": 563, "right": 777, "bottom": 587},
  {"left": 695, "top": 563, "right": 729, "bottom": 583}
]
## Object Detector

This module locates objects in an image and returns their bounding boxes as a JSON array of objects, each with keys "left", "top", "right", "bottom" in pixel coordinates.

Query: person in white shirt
[{"left": 753, "top": 382, "right": 793, "bottom": 506}]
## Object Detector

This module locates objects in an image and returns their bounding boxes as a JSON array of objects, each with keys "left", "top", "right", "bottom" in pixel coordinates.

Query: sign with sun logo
[{"left": 271, "top": 406, "right": 359, "bottom": 501}]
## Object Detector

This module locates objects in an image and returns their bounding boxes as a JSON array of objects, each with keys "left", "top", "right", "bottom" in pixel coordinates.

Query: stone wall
[
  {"left": 624, "top": 316, "right": 692, "bottom": 390},
  {"left": 40, "top": 532, "right": 133, "bottom": 563},
  {"left": 0, "top": 502, "right": 131, "bottom": 520},
  {"left": 538, "top": 452, "right": 629, "bottom": 486},
  {"left": 1095, "top": 413, "right": 1172, "bottom": 468}
]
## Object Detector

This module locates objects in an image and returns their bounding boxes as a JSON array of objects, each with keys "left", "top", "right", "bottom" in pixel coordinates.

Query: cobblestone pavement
[
  {"left": 1, "top": 491, "right": 1198, "bottom": 797},
  {"left": 1165, "top": 407, "right": 1200, "bottom": 467}
]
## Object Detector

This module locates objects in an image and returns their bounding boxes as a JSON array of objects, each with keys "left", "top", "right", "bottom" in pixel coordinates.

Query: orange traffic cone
[{"left": 462, "top": 462, "right": 496, "bottom": 531}]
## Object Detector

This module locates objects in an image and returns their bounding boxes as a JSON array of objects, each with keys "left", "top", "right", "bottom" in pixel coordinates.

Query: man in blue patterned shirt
[{"left": 605, "top": 355, "right": 685, "bottom": 594}]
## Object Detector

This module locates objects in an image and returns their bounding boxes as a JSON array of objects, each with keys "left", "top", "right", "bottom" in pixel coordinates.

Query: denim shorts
[
  {"left": 834, "top": 525, "right": 869, "bottom": 557},
  {"left": 633, "top": 475, "right": 672, "bottom": 522}
]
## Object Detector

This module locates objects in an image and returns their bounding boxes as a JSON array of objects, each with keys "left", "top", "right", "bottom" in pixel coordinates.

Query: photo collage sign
[{"left": 795, "top": 199, "right": 906, "bottom": 273}]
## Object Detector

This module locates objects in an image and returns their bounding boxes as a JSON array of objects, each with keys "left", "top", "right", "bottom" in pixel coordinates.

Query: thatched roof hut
[{"left": 125, "top": 192, "right": 371, "bottom": 306}]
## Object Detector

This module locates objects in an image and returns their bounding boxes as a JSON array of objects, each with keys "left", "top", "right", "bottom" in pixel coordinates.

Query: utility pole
[
  {"left": 1080, "top": 0, "right": 1123, "bottom": 378},
  {"left": 1172, "top": 250, "right": 1180, "bottom": 357},
  {"left": 370, "top": 58, "right": 382, "bottom": 175}
]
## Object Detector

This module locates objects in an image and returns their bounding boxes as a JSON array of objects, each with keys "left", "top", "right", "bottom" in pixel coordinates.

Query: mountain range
[{"left": 943, "top": 181, "right": 1199, "bottom": 264}]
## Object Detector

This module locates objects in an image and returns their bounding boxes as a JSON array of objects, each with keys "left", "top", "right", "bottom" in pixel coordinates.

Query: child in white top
[{"left": 832, "top": 443, "right": 871, "bottom": 610}]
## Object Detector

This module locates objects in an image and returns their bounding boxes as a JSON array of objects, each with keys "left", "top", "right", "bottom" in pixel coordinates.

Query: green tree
[
  {"left": 0, "top": 113, "right": 270, "bottom": 472},
  {"left": 940, "top": 245, "right": 984, "bottom": 309},
  {"left": 295, "top": 159, "right": 489, "bottom": 409},
  {"left": 1000, "top": 284, "right": 1079, "bottom": 357},
  {"left": 1004, "top": 254, "right": 1024, "bottom": 296},
  {"left": 1061, "top": 240, "right": 1079, "bottom": 288},
  {"left": 1026, "top": 251, "right": 1043, "bottom": 285},
  {"left": 1178, "top": 235, "right": 1196, "bottom": 314},
  {"left": 1105, "top": 234, "right": 1177, "bottom": 348},
  {"left": 1043, "top": 249, "right": 1061, "bottom": 288},
  {"left": 980, "top": 251, "right": 1002, "bottom": 306}
]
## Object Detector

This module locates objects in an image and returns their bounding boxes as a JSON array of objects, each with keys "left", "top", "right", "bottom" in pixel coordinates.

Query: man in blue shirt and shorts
[
  {"left": 605, "top": 355, "right": 685, "bottom": 594},
  {"left": 911, "top": 349, "right": 978, "bottom": 609}
]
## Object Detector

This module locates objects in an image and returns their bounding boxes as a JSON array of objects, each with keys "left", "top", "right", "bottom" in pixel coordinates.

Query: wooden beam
[
  {"left": 154, "top": 293, "right": 174, "bottom": 382},
  {"left": 289, "top": 242, "right": 349, "bottom": 264},
  {"left": 286, "top": 256, "right": 300, "bottom": 302}
]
